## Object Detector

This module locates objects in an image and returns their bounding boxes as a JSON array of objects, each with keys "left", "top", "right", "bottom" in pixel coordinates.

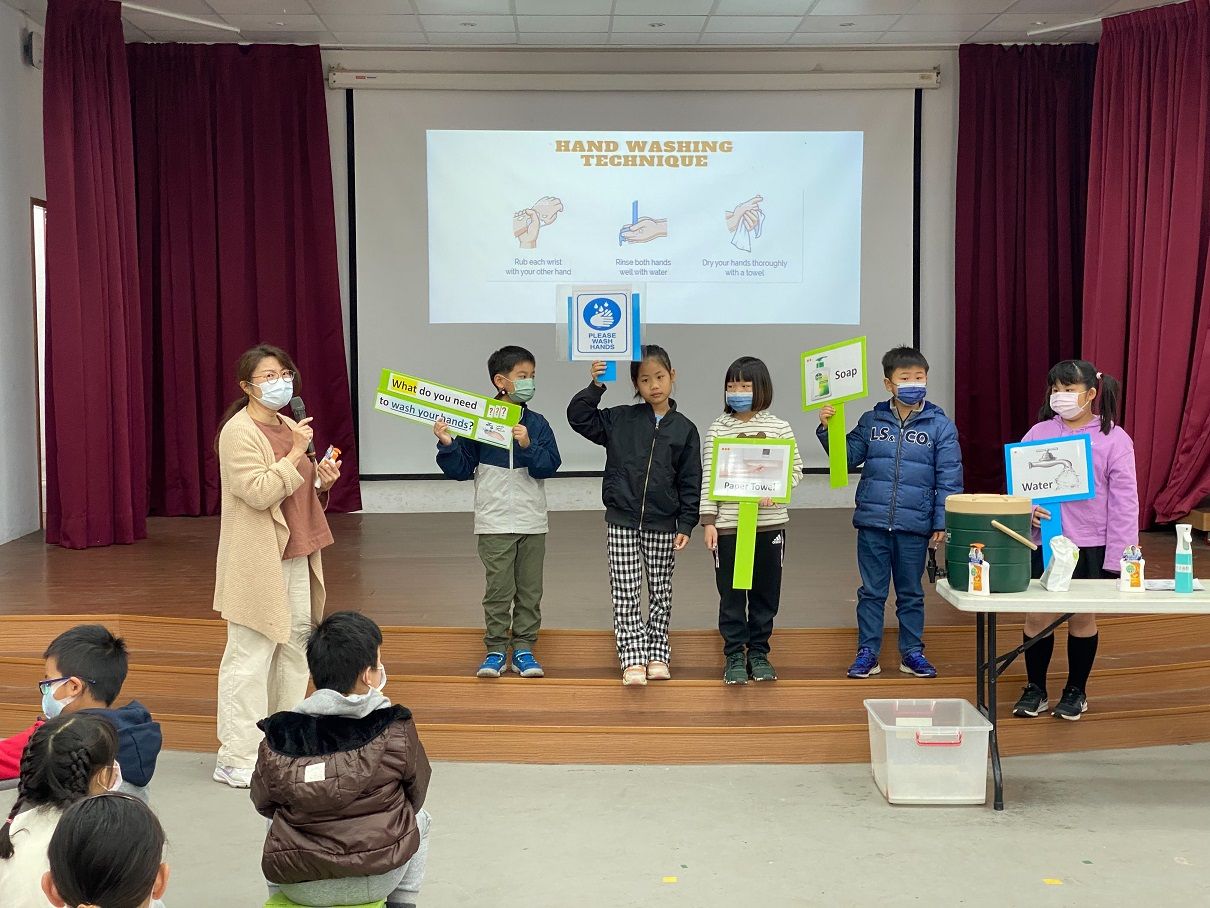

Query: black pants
[{"left": 715, "top": 528, "right": 786, "bottom": 657}]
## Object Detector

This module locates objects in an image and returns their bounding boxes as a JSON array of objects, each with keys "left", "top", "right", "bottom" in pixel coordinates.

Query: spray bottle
[{"left": 1175, "top": 524, "right": 1194, "bottom": 594}]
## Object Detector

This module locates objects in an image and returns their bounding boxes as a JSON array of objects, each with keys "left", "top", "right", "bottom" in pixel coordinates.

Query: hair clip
[{"left": 1096, "top": 371, "right": 1103, "bottom": 380}]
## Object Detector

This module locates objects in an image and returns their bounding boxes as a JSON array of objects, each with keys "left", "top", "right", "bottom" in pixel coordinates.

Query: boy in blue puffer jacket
[{"left": 817, "top": 347, "right": 963, "bottom": 679}]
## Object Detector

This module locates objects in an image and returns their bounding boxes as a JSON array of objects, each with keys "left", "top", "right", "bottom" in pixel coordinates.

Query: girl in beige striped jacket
[{"left": 700, "top": 356, "right": 804, "bottom": 685}]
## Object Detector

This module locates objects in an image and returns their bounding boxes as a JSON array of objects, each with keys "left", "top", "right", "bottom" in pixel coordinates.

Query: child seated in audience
[
  {"left": 40, "top": 793, "right": 169, "bottom": 908},
  {"left": 0, "top": 714, "right": 122, "bottom": 907},
  {"left": 0, "top": 625, "right": 163, "bottom": 799},
  {"left": 252, "top": 611, "right": 432, "bottom": 908}
]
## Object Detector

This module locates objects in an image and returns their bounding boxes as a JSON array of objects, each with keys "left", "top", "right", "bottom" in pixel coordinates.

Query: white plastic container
[{"left": 864, "top": 699, "right": 993, "bottom": 805}]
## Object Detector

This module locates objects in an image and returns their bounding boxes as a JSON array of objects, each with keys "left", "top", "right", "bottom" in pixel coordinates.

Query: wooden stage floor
[{"left": 0, "top": 510, "right": 1201, "bottom": 630}]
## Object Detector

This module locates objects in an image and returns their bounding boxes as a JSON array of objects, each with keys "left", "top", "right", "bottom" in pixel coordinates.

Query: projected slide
[{"left": 427, "top": 130, "right": 863, "bottom": 325}]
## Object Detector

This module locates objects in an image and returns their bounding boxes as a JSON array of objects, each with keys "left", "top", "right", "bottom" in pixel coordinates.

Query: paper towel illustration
[{"left": 725, "top": 195, "right": 765, "bottom": 252}]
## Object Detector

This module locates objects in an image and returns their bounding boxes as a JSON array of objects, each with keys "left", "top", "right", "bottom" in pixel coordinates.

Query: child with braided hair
[{"left": 0, "top": 714, "right": 120, "bottom": 908}]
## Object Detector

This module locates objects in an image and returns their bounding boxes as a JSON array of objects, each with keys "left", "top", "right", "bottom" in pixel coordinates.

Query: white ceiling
[{"left": 1, "top": 0, "right": 1184, "bottom": 48}]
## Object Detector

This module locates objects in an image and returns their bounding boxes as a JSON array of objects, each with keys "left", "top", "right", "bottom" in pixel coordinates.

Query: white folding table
[{"left": 937, "top": 578, "right": 1210, "bottom": 810}]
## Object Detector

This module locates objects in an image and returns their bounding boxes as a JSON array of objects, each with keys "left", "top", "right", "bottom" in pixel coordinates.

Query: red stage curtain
[
  {"left": 1083, "top": 0, "right": 1210, "bottom": 525},
  {"left": 954, "top": 43, "right": 1098, "bottom": 494},
  {"left": 43, "top": 0, "right": 147, "bottom": 548},
  {"left": 127, "top": 43, "right": 361, "bottom": 515}
]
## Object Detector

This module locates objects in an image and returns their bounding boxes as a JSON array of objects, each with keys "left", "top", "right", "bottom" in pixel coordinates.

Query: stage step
[{"left": 2, "top": 614, "right": 1208, "bottom": 764}]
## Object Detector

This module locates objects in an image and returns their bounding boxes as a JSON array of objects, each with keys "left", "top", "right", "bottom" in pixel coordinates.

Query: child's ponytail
[{"left": 1095, "top": 371, "right": 1121, "bottom": 435}]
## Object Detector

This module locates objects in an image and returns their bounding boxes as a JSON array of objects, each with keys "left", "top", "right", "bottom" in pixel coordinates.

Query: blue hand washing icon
[{"left": 583, "top": 297, "right": 621, "bottom": 330}]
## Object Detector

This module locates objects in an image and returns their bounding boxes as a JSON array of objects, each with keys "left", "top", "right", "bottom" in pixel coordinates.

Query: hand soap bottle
[{"left": 1175, "top": 524, "right": 1194, "bottom": 594}]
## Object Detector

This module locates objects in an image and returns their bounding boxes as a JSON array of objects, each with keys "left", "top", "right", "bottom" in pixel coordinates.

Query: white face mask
[
  {"left": 1050, "top": 391, "right": 1088, "bottom": 420},
  {"left": 107, "top": 761, "right": 123, "bottom": 792},
  {"left": 256, "top": 378, "right": 294, "bottom": 411},
  {"left": 370, "top": 664, "right": 387, "bottom": 693}
]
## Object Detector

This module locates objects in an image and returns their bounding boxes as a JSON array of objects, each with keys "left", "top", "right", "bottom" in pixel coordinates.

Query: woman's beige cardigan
[{"left": 213, "top": 407, "right": 326, "bottom": 643}]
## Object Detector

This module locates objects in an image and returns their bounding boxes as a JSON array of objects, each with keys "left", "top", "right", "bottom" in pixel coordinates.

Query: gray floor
[{"left": 4, "top": 746, "right": 1207, "bottom": 907}]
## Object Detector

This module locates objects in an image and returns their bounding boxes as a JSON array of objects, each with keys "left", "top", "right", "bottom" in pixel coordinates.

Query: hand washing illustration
[
  {"left": 512, "top": 196, "right": 564, "bottom": 249},
  {"left": 618, "top": 200, "right": 668, "bottom": 245},
  {"left": 725, "top": 195, "right": 764, "bottom": 252}
]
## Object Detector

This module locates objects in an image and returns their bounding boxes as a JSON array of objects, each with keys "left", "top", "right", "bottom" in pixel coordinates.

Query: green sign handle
[
  {"left": 828, "top": 402, "right": 848, "bottom": 488},
  {"left": 732, "top": 500, "right": 759, "bottom": 590}
]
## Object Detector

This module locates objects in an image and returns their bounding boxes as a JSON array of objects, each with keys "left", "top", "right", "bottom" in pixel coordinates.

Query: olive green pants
[{"left": 478, "top": 533, "right": 546, "bottom": 654}]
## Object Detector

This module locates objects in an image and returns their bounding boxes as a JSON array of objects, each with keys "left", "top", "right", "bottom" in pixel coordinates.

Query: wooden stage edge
[{"left": 2, "top": 513, "right": 1207, "bottom": 763}]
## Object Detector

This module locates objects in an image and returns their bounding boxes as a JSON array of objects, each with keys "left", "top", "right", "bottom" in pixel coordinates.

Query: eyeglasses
[
  {"left": 251, "top": 370, "right": 295, "bottom": 383},
  {"left": 38, "top": 676, "right": 92, "bottom": 695}
]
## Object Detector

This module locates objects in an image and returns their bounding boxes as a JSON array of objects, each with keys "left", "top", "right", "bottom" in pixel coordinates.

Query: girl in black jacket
[{"left": 568, "top": 346, "right": 702, "bottom": 686}]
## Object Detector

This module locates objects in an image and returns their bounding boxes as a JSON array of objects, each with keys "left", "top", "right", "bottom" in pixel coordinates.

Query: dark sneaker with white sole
[
  {"left": 847, "top": 647, "right": 881, "bottom": 679},
  {"left": 747, "top": 652, "right": 777, "bottom": 682},
  {"left": 724, "top": 651, "right": 749, "bottom": 685},
  {"left": 899, "top": 651, "right": 938, "bottom": 678},
  {"left": 1012, "top": 683, "right": 1049, "bottom": 717},
  {"left": 1052, "top": 686, "right": 1088, "bottom": 720}
]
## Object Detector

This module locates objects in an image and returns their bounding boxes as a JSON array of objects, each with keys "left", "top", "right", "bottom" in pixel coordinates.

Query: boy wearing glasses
[{"left": 0, "top": 625, "right": 162, "bottom": 799}]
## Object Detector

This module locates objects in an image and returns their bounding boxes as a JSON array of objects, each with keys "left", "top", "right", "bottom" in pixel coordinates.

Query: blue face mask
[
  {"left": 41, "top": 679, "right": 74, "bottom": 719},
  {"left": 726, "top": 393, "right": 754, "bottom": 413},
  {"left": 894, "top": 382, "right": 927, "bottom": 406}
]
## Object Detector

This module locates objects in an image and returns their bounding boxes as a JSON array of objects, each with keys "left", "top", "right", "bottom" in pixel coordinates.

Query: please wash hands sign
[{"left": 375, "top": 369, "right": 521, "bottom": 450}]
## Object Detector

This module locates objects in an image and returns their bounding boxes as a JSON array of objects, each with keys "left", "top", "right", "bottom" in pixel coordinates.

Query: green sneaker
[
  {"left": 747, "top": 652, "right": 777, "bottom": 682},
  {"left": 724, "top": 651, "right": 748, "bottom": 685}
]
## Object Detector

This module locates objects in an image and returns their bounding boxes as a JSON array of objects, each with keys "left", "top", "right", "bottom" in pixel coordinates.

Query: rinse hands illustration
[
  {"left": 620, "top": 216, "right": 668, "bottom": 245},
  {"left": 1028, "top": 449, "right": 1079, "bottom": 490}
]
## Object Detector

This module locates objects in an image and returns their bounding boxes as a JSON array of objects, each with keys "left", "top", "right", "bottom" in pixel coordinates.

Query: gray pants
[{"left": 277, "top": 809, "right": 432, "bottom": 907}]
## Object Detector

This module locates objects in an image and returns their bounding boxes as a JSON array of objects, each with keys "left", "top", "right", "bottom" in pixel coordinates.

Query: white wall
[
  {"left": 321, "top": 47, "right": 957, "bottom": 512},
  {"left": 0, "top": 4, "right": 44, "bottom": 544}
]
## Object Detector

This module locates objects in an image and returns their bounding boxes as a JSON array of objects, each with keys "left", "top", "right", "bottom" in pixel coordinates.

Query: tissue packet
[{"left": 1040, "top": 536, "right": 1081, "bottom": 592}]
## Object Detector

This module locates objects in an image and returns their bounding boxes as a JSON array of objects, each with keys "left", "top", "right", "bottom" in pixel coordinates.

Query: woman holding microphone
[{"left": 211, "top": 344, "right": 342, "bottom": 788}]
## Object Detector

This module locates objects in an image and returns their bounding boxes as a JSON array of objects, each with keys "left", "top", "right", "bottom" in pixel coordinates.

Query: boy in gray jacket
[{"left": 434, "top": 346, "right": 561, "bottom": 679}]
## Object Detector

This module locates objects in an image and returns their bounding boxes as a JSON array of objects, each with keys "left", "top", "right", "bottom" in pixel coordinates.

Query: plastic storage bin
[{"left": 864, "top": 699, "right": 993, "bottom": 805}]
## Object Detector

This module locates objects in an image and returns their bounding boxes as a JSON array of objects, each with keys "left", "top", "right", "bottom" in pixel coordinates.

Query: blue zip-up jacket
[
  {"left": 817, "top": 400, "right": 963, "bottom": 535},
  {"left": 436, "top": 406, "right": 561, "bottom": 535}
]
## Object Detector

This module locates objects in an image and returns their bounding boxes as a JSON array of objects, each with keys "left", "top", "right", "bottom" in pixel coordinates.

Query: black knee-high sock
[
  {"left": 1065, "top": 633, "right": 1099, "bottom": 693},
  {"left": 1024, "top": 632, "right": 1055, "bottom": 694}
]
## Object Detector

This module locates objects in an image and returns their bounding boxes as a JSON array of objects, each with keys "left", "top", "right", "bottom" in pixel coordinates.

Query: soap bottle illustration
[
  {"left": 1175, "top": 524, "right": 1194, "bottom": 594},
  {"left": 814, "top": 357, "right": 830, "bottom": 399}
]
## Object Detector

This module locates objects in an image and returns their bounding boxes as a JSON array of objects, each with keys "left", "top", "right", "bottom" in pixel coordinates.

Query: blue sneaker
[
  {"left": 847, "top": 647, "right": 881, "bottom": 678},
  {"left": 476, "top": 652, "right": 507, "bottom": 678},
  {"left": 510, "top": 650, "right": 545, "bottom": 678},
  {"left": 900, "top": 651, "right": 938, "bottom": 678}
]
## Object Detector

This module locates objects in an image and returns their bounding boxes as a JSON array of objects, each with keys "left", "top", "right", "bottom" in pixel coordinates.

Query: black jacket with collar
[{"left": 567, "top": 381, "right": 702, "bottom": 536}]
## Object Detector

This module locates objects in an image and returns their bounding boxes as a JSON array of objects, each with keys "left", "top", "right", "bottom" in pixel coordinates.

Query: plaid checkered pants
[{"left": 607, "top": 524, "right": 677, "bottom": 668}]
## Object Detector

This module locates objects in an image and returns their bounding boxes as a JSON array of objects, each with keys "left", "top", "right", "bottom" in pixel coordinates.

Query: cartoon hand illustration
[
  {"left": 532, "top": 196, "right": 564, "bottom": 226},
  {"left": 620, "top": 217, "right": 668, "bottom": 244},
  {"left": 513, "top": 209, "right": 540, "bottom": 249},
  {"left": 587, "top": 301, "right": 616, "bottom": 329},
  {"left": 725, "top": 195, "right": 763, "bottom": 232}
]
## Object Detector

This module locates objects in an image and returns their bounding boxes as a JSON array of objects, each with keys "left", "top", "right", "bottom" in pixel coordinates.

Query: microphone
[{"left": 289, "top": 396, "right": 316, "bottom": 459}]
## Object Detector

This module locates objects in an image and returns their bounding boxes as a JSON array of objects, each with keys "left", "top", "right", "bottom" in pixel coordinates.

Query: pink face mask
[{"left": 1050, "top": 391, "right": 1087, "bottom": 420}]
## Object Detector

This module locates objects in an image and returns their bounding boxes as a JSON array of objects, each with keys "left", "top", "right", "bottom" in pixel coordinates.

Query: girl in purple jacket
[{"left": 1013, "top": 359, "right": 1139, "bottom": 722}]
